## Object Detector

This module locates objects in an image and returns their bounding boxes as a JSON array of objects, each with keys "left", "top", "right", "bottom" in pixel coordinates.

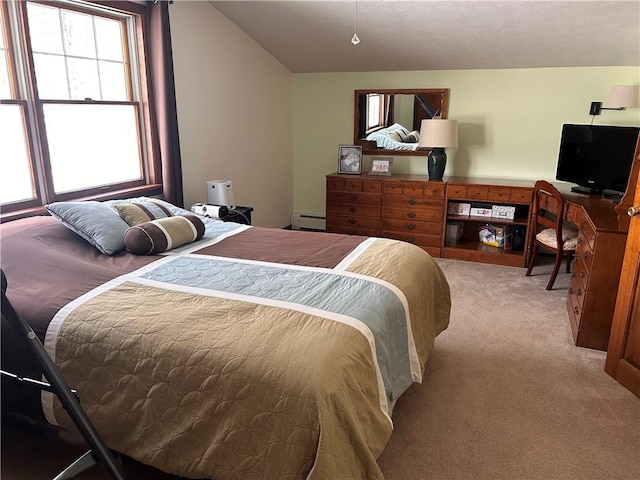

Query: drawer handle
[
  {"left": 407, "top": 212, "right": 416, "bottom": 218},
  {"left": 577, "top": 237, "right": 582, "bottom": 244},
  {"left": 349, "top": 194, "right": 357, "bottom": 201},
  {"left": 407, "top": 224, "right": 416, "bottom": 230},
  {"left": 583, "top": 252, "right": 589, "bottom": 260},
  {"left": 348, "top": 218, "right": 357, "bottom": 225},
  {"left": 405, "top": 236, "right": 415, "bottom": 242},
  {"left": 348, "top": 206, "right": 357, "bottom": 213},
  {"left": 569, "top": 287, "right": 574, "bottom": 295},
  {"left": 577, "top": 288, "right": 583, "bottom": 297},
  {"left": 574, "top": 306, "right": 579, "bottom": 315},
  {"left": 408, "top": 199, "right": 417, "bottom": 206},
  {"left": 580, "top": 270, "right": 586, "bottom": 279}
]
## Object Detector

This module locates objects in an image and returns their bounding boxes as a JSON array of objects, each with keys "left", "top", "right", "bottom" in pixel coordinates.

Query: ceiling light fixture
[{"left": 351, "top": 0, "right": 360, "bottom": 45}]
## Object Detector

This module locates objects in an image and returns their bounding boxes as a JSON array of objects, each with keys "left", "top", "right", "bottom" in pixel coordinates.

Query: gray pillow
[{"left": 45, "top": 201, "right": 130, "bottom": 255}]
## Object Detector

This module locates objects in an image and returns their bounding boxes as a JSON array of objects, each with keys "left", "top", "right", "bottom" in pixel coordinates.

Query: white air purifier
[{"left": 206, "top": 180, "right": 235, "bottom": 209}]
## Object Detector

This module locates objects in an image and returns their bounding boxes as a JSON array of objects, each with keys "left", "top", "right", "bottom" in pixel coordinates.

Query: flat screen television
[{"left": 555, "top": 124, "right": 639, "bottom": 196}]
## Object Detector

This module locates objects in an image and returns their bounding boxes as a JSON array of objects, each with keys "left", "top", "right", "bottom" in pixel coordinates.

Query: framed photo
[
  {"left": 337, "top": 145, "right": 363, "bottom": 174},
  {"left": 370, "top": 156, "right": 393, "bottom": 176}
]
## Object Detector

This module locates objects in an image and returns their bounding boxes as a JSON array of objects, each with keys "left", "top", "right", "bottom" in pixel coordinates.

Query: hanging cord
[{"left": 351, "top": 0, "right": 360, "bottom": 45}]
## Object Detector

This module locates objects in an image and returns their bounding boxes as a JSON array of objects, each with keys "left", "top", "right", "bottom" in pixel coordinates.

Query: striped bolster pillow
[
  {"left": 114, "top": 201, "right": 173, "bottom": 226},
  {"left": 124, "top": 215, "right": 206, "bottom": 255}
]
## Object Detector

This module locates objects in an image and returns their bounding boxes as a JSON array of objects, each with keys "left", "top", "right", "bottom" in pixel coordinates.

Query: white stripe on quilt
[
  {"left": 333, "top": 237, "right": 378, "bottom": 270},
  {"left": 163, "top": 224, "right": 251, "bottom": 255}
]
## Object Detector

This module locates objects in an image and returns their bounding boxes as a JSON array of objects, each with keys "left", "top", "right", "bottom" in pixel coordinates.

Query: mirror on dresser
[{"left": 354, "top": 88, "right": 450, "bottom": 156}]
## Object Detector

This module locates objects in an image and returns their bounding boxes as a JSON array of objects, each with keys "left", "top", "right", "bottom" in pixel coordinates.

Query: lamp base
[{"left": 428, "top": 148, "right": 447, "bottom": 181}]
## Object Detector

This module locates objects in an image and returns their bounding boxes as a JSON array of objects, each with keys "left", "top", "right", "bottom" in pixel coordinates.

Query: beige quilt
[{"left": 43, "top": 237, "right": 450, "bottom": 479}]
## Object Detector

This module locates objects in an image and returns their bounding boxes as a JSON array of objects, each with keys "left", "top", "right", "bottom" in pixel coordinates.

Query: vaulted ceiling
[{"left": 209, "top": 0, "right": 640, "bottom": 73}]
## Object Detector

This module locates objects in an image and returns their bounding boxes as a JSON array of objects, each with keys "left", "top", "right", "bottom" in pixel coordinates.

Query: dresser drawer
[
  {"left": 567, "top": 288, "right": 582, "bottom": 333},
  {"left": 579, "top": 219, "right": 596, "bottom": 251},
  {"left": 326, "top": 191, "right": 381, "bottom": 205},
  {"left": 326, "top": 225, "right": 379, "bottom": 237},
  {"left": 568, "top": 274, "right": 586, "bottom": 312},
  {"left": 572, "top": 253, "right": 590, "bottom": 287},
  {"left": 488, "top": 188, "right": 511, "bottom": 202},
  {"left": 565, "top": 203, "right": 583, "bottom": 226},
  {"left": 382, "top": 205, "right": 444, "bottom": 222},
  {"left": 327, "top": 203, "right": 380, "bottom": 218},
  {"left": 327, "top": 176, "right": 382, "bottom": 193},
  {"left": 381, "top": 230, "right": 442, "bottom": 248},
  {"left": 447, "top": 185, "right": 467, "bottom": 198},
  {"left": 466, "top": 186, "right": 489, "bottom": 200},
  {"left": 382, "top": 194, "right": 444, "bottom": 209},
  {"left": 327, "top": 176, "right": 344, "bottom": 191},
  {"left": 381, "top": 218, "right": 443, "bottom": 235},
  {"left": 326, "top": 214, "right": 380, "bottom": 230},
  {"left": 420, "top": 183, "right": 445, "bottom": 197},
  {"left": 576, "top": 231, "right": 594, "bottom": 271},
  {"left": 383, "top": 181, "right": 445, "bottom": 198},
  {"left": 509, "top": 188, "right": 533, "bottom": 203}
]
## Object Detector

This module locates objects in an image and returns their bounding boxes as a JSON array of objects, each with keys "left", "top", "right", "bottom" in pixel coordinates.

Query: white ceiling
[{"left": 209, "top": 0, "right": 640, "bottom": 73}]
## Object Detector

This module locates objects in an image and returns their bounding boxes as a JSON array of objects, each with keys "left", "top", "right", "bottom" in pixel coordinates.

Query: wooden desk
[{"left": 539, "top": 185, "right": 628, "bottom": 351}]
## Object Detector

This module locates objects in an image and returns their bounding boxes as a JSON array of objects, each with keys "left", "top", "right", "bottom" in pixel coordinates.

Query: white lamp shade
[
  {"left": 418, "top": 119, "right": 459, "bottom": 148},
  {"left": 605, "top": 85, "right": 640, "bottom": 108}
]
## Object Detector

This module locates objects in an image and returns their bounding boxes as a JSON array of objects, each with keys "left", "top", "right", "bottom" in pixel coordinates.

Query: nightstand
[{"left": 222, "top": 206, "right": 253, "bottom": 225}]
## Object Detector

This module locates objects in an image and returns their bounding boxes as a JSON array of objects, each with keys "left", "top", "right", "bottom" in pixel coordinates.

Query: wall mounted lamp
[{"left": 589, "top": 85, "right": 639, "bottom": 115}]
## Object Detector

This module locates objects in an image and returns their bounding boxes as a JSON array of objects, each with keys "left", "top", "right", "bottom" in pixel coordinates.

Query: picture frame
[
  {"left": 369, "top": 156, "right": 393, "bottom": 176},
  {"left": 337, "top": 145, "right": 363, "bottom": 175}
]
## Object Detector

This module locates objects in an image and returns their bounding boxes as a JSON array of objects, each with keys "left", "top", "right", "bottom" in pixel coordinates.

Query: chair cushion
[{"left": 536, "top": 227, "right": 579, "bottom": 250}]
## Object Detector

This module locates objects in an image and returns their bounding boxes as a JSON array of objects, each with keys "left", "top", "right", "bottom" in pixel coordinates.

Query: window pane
[
  {"left": 61, "top": 10, "right": 96, "bottom": 58},
  {"left": 27, "top": 3, "right": 64, "bottom": 55},
  {"left": 95, "top": 17, "right": 123, "bottom": 62},
  {"left": 99, "top": 60, "right": 126, "bottom": 100},
  {"left": 0, "top": 105, "right": 36, "bottom": 203},
  {"left": 33, "top": 53, "right": 69, "bottom": 99},
  {"left": 43, "top": 104, "right": 142, "bottom": 193},
  {"left": 67, "top": 57, "right": 100, "bottom": 100}
]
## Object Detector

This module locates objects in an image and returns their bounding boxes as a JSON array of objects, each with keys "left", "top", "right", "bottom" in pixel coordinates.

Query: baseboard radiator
[{"left": 291, "top": 212, "right": 326, "bottom": 231}]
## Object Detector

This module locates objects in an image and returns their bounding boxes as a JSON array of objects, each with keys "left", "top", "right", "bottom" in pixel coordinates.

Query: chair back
[{"left": 532, "top": 180, "right": 565, "bottom": 242}]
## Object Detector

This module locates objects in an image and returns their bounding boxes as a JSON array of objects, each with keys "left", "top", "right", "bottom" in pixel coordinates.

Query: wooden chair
[{"left": 525, "top": 180, "right": 579, "bottom": 290}]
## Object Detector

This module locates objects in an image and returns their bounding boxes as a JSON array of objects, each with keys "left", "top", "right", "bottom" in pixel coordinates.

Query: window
[
  {"left": 366, "top": 93, "right": 384, "bottom": 131},
  {"left": 0, "top": 0, "right": 162, "bottom": 218}
]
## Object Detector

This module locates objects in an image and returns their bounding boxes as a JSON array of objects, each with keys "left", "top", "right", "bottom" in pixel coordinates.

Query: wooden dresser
[
  {"left": 326, "top": 173, "right": 446, "bottom": 256},
  {"left": 559, "top": 189, "right": 628, "bottom": 351}
]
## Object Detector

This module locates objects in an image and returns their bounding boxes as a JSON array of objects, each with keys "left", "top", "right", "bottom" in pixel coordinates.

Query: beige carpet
[
  {"left": 377, "top": 257, "right": 639, "bottom": 480},
  {"left": 2, "top": 258, "right": 638, "bottom": 479}
]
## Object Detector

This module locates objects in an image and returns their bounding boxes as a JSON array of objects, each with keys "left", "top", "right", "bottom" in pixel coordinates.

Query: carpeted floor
[{"left": 2, "top": 257, "right": 638, "bottom": 479}]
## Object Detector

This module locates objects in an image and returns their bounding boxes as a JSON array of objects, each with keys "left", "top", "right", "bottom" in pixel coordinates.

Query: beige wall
[
  {"left": 292, "top": 67, "right": 640, "bottom": 217},
  {"left": 169, "top": 1, "right": 292, "bottom": 227}
]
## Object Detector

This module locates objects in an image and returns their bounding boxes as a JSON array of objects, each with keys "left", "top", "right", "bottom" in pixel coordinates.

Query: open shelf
[{"left": 443, "top": 178, "right": 535, "bottom": 267}]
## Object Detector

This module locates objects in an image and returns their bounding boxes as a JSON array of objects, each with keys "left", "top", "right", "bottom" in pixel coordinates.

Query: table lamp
[{"left": 418, "top": 119, "right": 458, "bottom": 181}]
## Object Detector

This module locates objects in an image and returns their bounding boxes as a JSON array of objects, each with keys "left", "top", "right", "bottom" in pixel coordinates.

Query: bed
[
  {"left": 365, "top": 123, "right": 421, "bottom": 151},
  {"left": 0, "top": 197, "right": 451, "bottom": 480}
]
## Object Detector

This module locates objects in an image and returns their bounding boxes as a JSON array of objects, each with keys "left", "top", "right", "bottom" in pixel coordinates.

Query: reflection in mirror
[{"left": 354, "top": 89, "right": 449, "bottom": 156}]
